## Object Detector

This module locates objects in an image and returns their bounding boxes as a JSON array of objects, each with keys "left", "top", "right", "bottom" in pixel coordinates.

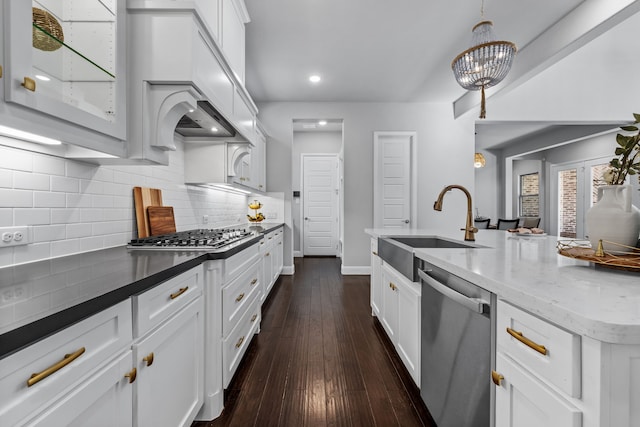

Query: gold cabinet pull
[
  {"left": 506, "top": 327, "right": 548, "bottom": 355},
  {"left": 389, "top": 282, "right": 397, "bottom": 291},
  {"left": 143, "top": 352, "right": 154, "bottom": 367},
  {"left": 27, "top": 347, "right": 85, "bottom": 387},
  {"left": 235, "top": 336, "right": 245, "bottom": 348},
  {"left": 491, "top": 370, "right": 504, "bottom": 386},
  {"left": 265, "top": 252, "right": 270, "bottom": 256},
  {"left": 250, "top": 278, "right": 258, "bottom": 286},
  {"left": 251, "top": 314, "right": 258, "bottom": 322},
  {"left": 0, "top": 65, "right": 3, "bottom": 78},
  {"left": 236, "top": 293, "right": 245, "bottom": 302},
  {"left": 372, "top": 251, "right": 378, "bottom": 256},
  {"left": 124, "top": 367, "right": 137, "bottom": 384},
  {"left": 22, "top": 77, "right": 36, "bottom": 92},
  {"left": 170, "top": 286, "right": 188, "bottom": 300}
]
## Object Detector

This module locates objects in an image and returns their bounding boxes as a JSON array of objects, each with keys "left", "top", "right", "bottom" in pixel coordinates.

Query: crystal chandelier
[{"left": 452, "top": 2, "right": 516, "bottom": 119}]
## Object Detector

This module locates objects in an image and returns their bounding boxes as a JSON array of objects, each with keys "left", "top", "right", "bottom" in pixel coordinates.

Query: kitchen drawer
[
  {"left": 0, "top": 300, "right": 132, "bottom": 427},
  {"left": 224, "top": 243, "right": 260, "bottom": 283},
  {"left": 133, "top": 266, "right": 203, "bottom": 337},
  {"left": 222, "top": 258, "right": 261, "bottom": 336},
  {"left": 497, "top": 300, "right": 581, "bottom": 397},
  {"left": 222, "top": 292, "right": 261, "bottom": 387}
]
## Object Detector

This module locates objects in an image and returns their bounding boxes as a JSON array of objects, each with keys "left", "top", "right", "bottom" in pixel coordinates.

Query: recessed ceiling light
[
  {"left": 35, "top": 75, "right": 50, "bottom": 81},
  {"left": 211, "top": 127, "right": 218, "bottom": 132},
  {"left": 309, "top": 75, "right": 321, "bottom": 83},
  {"left": 318, "top": 120, "right": 327, "bottom": 126}
]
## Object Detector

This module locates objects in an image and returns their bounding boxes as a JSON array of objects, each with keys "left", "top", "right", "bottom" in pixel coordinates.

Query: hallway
[{"left": 194, "top": 257, "right": 432, "bottom": 426}]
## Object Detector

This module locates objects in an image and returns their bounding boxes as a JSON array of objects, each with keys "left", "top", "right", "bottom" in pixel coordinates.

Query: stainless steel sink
[{"left": 377, "top": 236, "right": 484, "bottom": 281}]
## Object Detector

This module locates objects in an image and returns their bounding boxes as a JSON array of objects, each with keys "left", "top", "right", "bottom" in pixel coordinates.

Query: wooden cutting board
[
  {"left": 147, "top": 206, "right": 176, "bottom": 236},
  {"left": 133, "top": 187, "right": 164, "bottom": 238}
]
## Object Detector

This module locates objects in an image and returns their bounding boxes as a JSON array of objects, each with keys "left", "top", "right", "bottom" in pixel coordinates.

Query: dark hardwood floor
[{"left": 193, "top": 257, "right": 434, "bottom": 427}]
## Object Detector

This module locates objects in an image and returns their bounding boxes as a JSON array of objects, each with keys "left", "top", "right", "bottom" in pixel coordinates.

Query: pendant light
[
  {"left": 451, "top": 0, "right": 516, "bottom": 119},
  {"left": 474, "top": 153, "right": 486, "bottom": 168}
]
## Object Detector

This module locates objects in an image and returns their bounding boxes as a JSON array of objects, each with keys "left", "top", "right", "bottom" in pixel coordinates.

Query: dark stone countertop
[{"left": 0, "top": 223, "right": 284, "bottom": 360}]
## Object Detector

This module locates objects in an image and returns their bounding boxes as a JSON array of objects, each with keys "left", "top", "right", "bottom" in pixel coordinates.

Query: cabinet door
[
  {"left": 134, "top": 298, "right": 204, "bottom": 427},
  {"left": 380, "top": 264, "right": 399, "bottom": 342},
  {"left": 25, "top": 351, "right": 133, "bottom": 427},
  {"left": 274, "top": 230, "right": 283, "bottom": 279},
  {"left": 262, "top": 241, "right": 274, "bottom": 297},
  {"left": 4, "top": 0, "right": 126, "bottom": 141},
  {"left": 396, "top": 279, "right": 421, "bottom": 387},
  {"left": 221, "top": 0, "right": 246, "bottom": 83},
  {"left": 252, "top": 127, "right": 266, "bottom": 191},
  {"left": 495, "top": 353, "right": 582, "bottom": 427},
  {"left": 370, "top": 239, "right": 382, "bottom": 317}
]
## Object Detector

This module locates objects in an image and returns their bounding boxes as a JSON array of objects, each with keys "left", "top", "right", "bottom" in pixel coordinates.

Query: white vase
[{"left": 585, "top": 185, "right": 640, "bottom": 253}]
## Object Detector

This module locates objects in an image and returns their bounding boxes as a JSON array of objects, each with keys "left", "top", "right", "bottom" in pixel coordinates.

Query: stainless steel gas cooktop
[{"left": 128, "top": 228, "right": 255, "bottom": 251}]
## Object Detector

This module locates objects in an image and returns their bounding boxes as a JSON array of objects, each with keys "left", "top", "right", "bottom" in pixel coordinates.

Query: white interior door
[
  {"left": 302, "top": 155, "right": 339, "bottom": 256},
  {"left": 373, "top": 132, "right": 416, "bottom": 228}
]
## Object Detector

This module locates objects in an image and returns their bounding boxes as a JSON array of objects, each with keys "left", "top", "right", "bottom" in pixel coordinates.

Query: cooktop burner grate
[{"left": 128, "top": 228, "right": 255, "bottom": 251}]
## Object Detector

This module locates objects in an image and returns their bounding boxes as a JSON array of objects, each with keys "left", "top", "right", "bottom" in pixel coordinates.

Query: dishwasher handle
[{"left": 418, "top": 268, "right": 490, "bottom": 315}]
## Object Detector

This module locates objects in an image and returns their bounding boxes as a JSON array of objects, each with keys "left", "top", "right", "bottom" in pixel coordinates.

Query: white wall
[
  {"left": 259, "top": 102, "right": 475, "bottom": 271},
  {"left": 0, "top": 138, "right": 249, "bottom": 267},
  {"left": 292, "top": 130, "right": 342, "bottom": 254}
]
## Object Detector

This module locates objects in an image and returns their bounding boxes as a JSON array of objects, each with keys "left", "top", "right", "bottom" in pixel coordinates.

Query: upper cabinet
[
  {"left": 1, "top": 0, "right": 127, "bottom": 157},
  {"left": 221, "top": 0, "right": 248, "bottom": 84}
]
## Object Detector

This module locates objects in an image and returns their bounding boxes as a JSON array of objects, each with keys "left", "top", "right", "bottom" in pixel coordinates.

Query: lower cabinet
[
  {"left": 0, "top": 300, "right": 133, "bottom": 427},
  {"left": 132, "top": 267, "right": 205, "bottom": 427},
  {"left": 370, "top": 238, "right": 382, "bottom": 317},
  {"left": 261, "top": 226, "right": 284, "bottom": 302},
  {"left": 379, "top": 262, "right": 421, "bottom": 387}
]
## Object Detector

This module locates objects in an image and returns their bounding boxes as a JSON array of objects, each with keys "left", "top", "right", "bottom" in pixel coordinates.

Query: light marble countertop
[{"left": 365, "top": 228, "right": 640, "bottom": 344}]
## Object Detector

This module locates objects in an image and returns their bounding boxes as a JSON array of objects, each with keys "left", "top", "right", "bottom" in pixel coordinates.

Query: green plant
[{"left": 605, "top": 113, "right": 640, "bottom": 185}]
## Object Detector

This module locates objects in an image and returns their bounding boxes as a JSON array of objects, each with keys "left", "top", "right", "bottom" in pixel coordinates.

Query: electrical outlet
[
  {"left": 0, "top": 226, "right": 30, "bottom": 247},
  {"left": 203, "top": 215, "right": 209, "bottom": 224}
]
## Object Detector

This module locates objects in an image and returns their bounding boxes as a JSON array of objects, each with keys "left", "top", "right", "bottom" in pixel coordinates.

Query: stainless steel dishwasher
[{"left": 418, "top": 260, "right": 496, "bottom": 427}]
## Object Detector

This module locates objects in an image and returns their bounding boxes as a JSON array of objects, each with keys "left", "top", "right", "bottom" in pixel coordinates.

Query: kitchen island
[{"left": 366, "top": 227, "right": 640, "bottom": 427}]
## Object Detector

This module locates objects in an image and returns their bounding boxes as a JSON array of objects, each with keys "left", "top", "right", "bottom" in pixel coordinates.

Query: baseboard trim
[
  {"left": 293, "top": 251, "right": 303, "bottom": 258},
  {"left": 341, "top": 265, "right": 371, "bottom": 275},
  {"left": 282, "top": 265, "right": 295, "bottom": 275}
]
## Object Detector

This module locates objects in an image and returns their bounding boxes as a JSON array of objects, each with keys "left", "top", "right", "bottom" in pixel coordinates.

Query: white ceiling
[{"left": 243, "top": 0, "right": 585, "bottom": 104}]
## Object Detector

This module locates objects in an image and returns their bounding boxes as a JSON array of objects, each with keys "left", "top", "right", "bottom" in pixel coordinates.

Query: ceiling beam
[{"left": 453, "top": 0, "right": 640, "bottom": 119}]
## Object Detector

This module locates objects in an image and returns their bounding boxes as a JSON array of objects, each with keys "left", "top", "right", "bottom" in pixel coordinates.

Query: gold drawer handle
[
  {"left": 28, "top": 347, "right": 86, "bottom": 387},
  {"left": 235, "top": 336, "right": 245, "bottom": 348},
  {"left": 124, "top": 367, "right": 137, "bottom": 384},
  {"left": 389, "top": 282, "right": 397, "bottom": 291},
  {"left": 170, "top": 286, "right": 188, "bottom": 300},
  {"left": 236, "top": 293, "right": 245, "bottom": 302},
  {"left": 0, "top": 65, "right": 3, "bottom": 78},
  {"left": 251, "top": 314, "right": 258, "bottom": 322},
  {"left": 250, "top": 278, "right": 258, "bottom": 286},
  {"left": 372, "top": 251, "right": 378, "bottom": 256},
  {"left": 268, "top": 236, "right": 273, "bottom": 240},
  {"left": 265, "top": 252, "right": 271, "bottom": 256},
  {"left": 22, "top": 77, "right": 36, "bottom": 91},
  {"left": 143, "top": 352, "right": 154, "bottom": 367},
  {"left": 491, "top": 370, "right": 504, "bottom": 386},
  {"left": 506, "top": 327, "right": 548, "bottom": 355}
]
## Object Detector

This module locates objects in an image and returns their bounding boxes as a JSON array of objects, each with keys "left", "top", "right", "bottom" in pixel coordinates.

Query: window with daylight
[{"left": 519, "top": 173, "right": 539, "bottom": 217}]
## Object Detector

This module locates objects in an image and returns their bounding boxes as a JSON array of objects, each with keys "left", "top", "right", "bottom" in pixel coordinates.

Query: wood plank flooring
[{"left": 193, "top": 257, "right": 434, "bottom": 427}]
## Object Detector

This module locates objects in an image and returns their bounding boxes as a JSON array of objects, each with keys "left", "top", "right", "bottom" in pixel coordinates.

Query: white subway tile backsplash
[
  {"left": 66, "top": 223, "right": 93, "bottom": 239},
  {"left": 33, "top": 154, "right": 65, "bottom": 176},
  {"left": 0, "top": 145, "right": 32, "bottom": 172},
  {"left": 0, "top": 170, "right": 12, "bottom": 188},
  {"left": 32, "top": 225, "right": 66, "bottom": 242},
  {"left": 14, "top": 208, "right": 50, "bottom": 225},
  {"left": 34, "top": 191, "right": 66, "bottom": 208},
  {"left": 14, "top": 171, "right": 50, "bottom": 191},
  {"left": 0, "top": 189, "right": 33, "bottom": 207},
  {"left": 51, "top": 208, "right": 81, "bottom": 224},
  {"left": 0, "top": 140, "right": 250, "bottom": 267},
  {"left": 51, "top": 176, "right": 79, "bottom": 193}
]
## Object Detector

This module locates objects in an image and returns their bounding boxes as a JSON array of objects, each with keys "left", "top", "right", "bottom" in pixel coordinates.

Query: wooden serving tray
[{"left": 557, "top": 240, "right": 640, "bottom": 272}]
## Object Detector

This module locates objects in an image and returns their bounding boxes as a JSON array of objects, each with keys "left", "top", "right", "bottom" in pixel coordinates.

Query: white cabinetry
[
  {"left": 0, "top": 300, "right": 133, "bottom": 426},
  {"left": 379, "top": 262, "right": 421, "bottom": 386},
  {"left": 494, "top": 299, "right": 640, "bottom": 427},
  {"left": 251, "top": 125, "right": 267, "bottom": 191},
  {"left": 261, "top": 226, "right": 283, "bottom": 302},
  {"left": 132, "top": 267, "right": 204, "bottom": 427},
  {"left": 370, "top": 238, "right": 382, "bottom": 317},
  {"left": 1, "top": 0, "right": 127, "bottom": 157},
  {"left": 221, "top": 0, "right": 249, "bottom": 83}
]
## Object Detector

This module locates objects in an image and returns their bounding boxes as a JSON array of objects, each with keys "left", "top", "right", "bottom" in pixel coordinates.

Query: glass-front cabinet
[{"left": 3, "top": 0, "right": 126, "bottom": 144}]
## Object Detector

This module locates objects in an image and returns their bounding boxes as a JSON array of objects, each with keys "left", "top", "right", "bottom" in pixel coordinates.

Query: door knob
[
  {"left": 404, "top": 219, "right": 410, "bottom": 224},
  {"left": 304, "top": 217, "right": 309, "bottom": 220}
]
